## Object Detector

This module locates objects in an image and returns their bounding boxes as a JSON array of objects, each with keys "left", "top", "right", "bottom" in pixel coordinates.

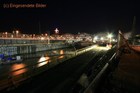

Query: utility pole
[
  {"left": 48, "top": 30, "right": 50, "bottom": 44},
  {"left": 131, "top": 16, "right": 136, "bottom": 45},
  {"left": 39, "top": 21, "right": 41, "bottom": 35},
  {"left": 131, "top": 16, "right": 136, "bottom": 37}
]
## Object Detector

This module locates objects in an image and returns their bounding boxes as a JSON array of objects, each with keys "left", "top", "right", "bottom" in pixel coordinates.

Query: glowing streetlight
[
  {"left": 55, "top": 28, "right": 59, "bottom": 34},
  {"left": 16, "top": 30, "right": 19, "bottom": 38},
  {"left": 5, "top": 32, "right": 8, "bottom": 38},
  {"left": 11, "top": 34, "right": 14, "bottom": 38},
  {"left": 93, "top": 36, "right": 98, "bottom": 43},
  {"left": 94, "top": 36, "right": 98, "bottom": 40},
  {"left": 100, "top": 37, "right": 104, "bottom": 41},
  {"left": 45, "top": 33, "right": 48, "bottom": 36},
  {"left": 107, "top": 33, "right": 113, "bottom": 44},
  {"left": 41, "top": 37, "right": 45, "bottom": 40}
]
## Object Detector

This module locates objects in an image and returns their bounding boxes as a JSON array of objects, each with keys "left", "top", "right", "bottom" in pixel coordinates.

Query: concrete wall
[{"left": 0, "top": 43, "right": 69, "bottom": 56}]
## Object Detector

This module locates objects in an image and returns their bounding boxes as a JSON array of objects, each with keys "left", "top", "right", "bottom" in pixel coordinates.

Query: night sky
[{"left": 0, "top": 0, "right": 139, "bottom": 35}]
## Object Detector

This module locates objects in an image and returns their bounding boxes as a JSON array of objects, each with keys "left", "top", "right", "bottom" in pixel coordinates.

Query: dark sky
[{"left": 0, "top": 0, "right": 139, "bottom": 34}]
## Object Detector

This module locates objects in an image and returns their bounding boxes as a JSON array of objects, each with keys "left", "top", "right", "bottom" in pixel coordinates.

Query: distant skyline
[{"left": 0, "top": 0, "right": 139, "bottom": 35}]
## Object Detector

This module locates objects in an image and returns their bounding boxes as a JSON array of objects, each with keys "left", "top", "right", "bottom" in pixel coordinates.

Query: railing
[
  {"left": 67, "top": 46, "right": 117, "bottom": 93},
  {"left": 83, "top": 51, "right": 117, "bottom": 93}
]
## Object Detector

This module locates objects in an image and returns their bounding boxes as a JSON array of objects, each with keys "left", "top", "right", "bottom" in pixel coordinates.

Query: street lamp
[
  {"left": 107, "top": 33, "right": 113, "bottom": 44},
  {"left": 55, "top": 28, "right": 59, "bottom": 34},
  {"left": 16, "top": 30, "right": 19, "bottom": 38},
  {"left": 54, "top": 28, "right": 59, "bottom": 40},
  {"left": 5, "top": 32, "right": 8, "bottom": 38},
  {"left": 100, "top": 37, "right": 104, "bottom": 41},
  {"left": 93, "top": 36, "right": 98, "bottom": 43}
]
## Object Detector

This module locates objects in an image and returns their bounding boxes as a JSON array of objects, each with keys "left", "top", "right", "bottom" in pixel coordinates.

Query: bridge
[{"left": 0, "top": 32, "right": 140, "bottom": 93}]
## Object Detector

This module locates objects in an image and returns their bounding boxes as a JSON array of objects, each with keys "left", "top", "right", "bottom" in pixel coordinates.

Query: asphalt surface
[{"left": 2, "top": 46, "right": 108, "bottom": 93}]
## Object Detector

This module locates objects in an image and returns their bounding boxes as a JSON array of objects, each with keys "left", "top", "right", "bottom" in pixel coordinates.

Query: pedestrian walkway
[{"left": 112, "top": 50, "right": 140, "bottom": 93}]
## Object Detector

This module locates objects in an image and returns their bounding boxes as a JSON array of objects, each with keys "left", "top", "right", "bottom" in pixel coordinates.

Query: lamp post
[
  {"left": 16, "top": 30, "right": 19, "bottom": 38},
  {"left": 107, "top": 33, "right": 113, "bottom": 44},
  {"left": 55, "top": 28, "right": 59, "bottom": 34},
  {"left": 47, "top": 31, "right": 50, "bottom": 44},
  {"left": 94, "top": 36, "right": 98, "bottom": 43},
  {"left": 5, "top": 32, "right": 8, "bottom": 38},
  {"left": 54, "top": 28, "right": 59, "bottom": 40}
]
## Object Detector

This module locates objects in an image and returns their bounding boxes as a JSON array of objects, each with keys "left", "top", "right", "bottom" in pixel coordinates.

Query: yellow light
[
  {"left": 59, "top": 50, "right": 64, "bottom": 59},
  {"left": 107, "top": 33, "right": 113, "bottom": 38},
  {"left": 94, "top": 36, "right": 98, "bottom": 40},
  {"left": 101, "top": 37, "right": 104, "bottom": 40},
  {"left": 16, "top": 30, "right": 19, "bottom": 34},
  {"left": 41, "top": 37, "right": 45, "bottom": 40},
  {"left": 37, "top": 56, "right": 50, "bottom": 67},
  {"left": 11, "top": 64, "right": 27, "bottom": 76},
  {"left": 55, "top": 28, "right": 59, "bottom": 34}
]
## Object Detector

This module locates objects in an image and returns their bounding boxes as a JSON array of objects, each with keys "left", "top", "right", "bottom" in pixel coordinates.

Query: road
[
  {"left": 2, "top": 45, "right": 111, "bottom": 93},
  {"left": 0, "top": 48, "right": 74, "bottom": 91}
]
